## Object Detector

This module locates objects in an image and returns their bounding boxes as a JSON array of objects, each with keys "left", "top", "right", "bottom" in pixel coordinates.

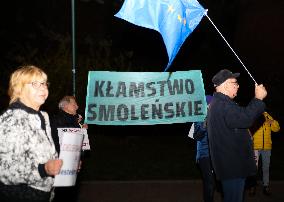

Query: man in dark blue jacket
[{"left": 207, "top": 69, "right": 267, "bottom": 202}]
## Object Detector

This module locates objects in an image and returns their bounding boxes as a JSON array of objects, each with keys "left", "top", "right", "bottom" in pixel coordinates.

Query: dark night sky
[{"left": 0, "top": 0, "right": 283, "bottom": 129}]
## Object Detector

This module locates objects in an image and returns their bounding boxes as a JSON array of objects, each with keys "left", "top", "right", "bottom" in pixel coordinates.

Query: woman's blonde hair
[{"left": 8, "top": 65, "right": 47, "bottom": 104}]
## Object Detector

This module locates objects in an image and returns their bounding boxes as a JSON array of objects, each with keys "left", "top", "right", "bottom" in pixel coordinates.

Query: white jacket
[{"left": 0, "top": 102, "right": 58, "bottom": 192}]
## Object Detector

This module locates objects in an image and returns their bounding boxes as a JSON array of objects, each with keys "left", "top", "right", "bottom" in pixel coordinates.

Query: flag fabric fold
[{"left": 115, "top": 0, "right": 206, "bottom": 71}]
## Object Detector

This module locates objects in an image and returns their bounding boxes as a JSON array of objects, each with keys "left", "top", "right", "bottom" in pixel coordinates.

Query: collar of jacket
[
  {"left": 59, "top": 109, "right": 80, "bottom": 123},
  {"left": 59, "top": 109, "right": 78, "bottom": 119},
  {"left": 9, "top": 100, "right": 46, "bottom": 130},
  {"left": 213, "top": 92, "right": 236, "bottom": 104},
  {"left": 9, "top": 100, "right": 40, "bottom": 114}
]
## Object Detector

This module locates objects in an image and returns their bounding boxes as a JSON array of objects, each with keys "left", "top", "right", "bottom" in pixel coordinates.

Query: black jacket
[
  {"left": 50, "top": 110, "right": 81, "bottom": 153},
  {"left": 207, "top": 92, "right": 265, "bottom": 180}
]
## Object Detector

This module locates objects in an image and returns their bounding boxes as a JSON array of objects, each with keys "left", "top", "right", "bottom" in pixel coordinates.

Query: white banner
[
  {"left": 54, "top": 128, "right": 83, "bottom": 187},
  {"left": 57, "top": 128, "right": 90, "bottom": 151}
]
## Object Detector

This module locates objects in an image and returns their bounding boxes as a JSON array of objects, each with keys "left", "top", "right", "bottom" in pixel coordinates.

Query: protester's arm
[
  {"left": 270, "top": 120, "right": 280, "bottom": 132},
  {"left": 224, "top": 84, "right": 267, "bottom": 129},
  {"left": 264, "top": 112, "right": 280, "bottom": 132},
  {"left": 193, "top": 122, "right": 206, "bottom": 141}
]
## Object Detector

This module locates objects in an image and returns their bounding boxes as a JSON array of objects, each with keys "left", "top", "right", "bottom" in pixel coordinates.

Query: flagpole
[
  {"left": 205, "top": 12, "right": 257, "bottom": 84},
  {"left": 71, "top": 0, "right": 76, "bottom": 96}
]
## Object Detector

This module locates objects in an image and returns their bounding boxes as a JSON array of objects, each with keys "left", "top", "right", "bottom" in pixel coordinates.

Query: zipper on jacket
[{"left": 262, "top": 127, "right": 265, "bottom": 149}]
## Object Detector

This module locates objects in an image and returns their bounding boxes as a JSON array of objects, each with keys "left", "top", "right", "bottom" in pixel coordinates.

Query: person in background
[
  {"left": 0, "top": 65, "right": 62, "bottom": 202},
  {"left": 194, "top": 95, "right": 215, "bottom": 202},
  {"left": 50, "top": 95, "right": 88, "bottom": 202},
  {"left": 249, "top": 111, "right": 280, "bottom": 196},
  {"left": 51, "top": 95, "right": 88, "bottom": 153},
  {"left": 207, "top": 69, "right": 267, "bottom": 202}
]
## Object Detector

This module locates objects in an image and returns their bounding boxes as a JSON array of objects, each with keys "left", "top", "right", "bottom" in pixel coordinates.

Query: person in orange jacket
[{"left": 251, "top": 112, "right": 280, "bottom": 195}]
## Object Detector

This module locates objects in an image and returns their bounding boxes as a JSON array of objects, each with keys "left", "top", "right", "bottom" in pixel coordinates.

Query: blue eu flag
[{"left": 115, "top": 0, "right": 206, "bottom": 71}]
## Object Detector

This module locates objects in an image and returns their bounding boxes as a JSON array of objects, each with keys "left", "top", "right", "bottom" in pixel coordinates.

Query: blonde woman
[{"left": 0, "top": 65, "right": 62, "bottom": 202}]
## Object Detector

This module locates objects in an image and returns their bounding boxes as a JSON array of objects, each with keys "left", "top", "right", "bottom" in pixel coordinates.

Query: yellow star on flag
[
  {"left": 167, "top": 5, "right": 174, "bottom": 13},
  {"left": 177, "top": 14, "right": 182, "bottom": 22}
]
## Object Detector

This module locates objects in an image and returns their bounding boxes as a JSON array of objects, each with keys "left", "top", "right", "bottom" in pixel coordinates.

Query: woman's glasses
[{"left": 27, "top": 81, "right": 50, "bottom": 89}]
